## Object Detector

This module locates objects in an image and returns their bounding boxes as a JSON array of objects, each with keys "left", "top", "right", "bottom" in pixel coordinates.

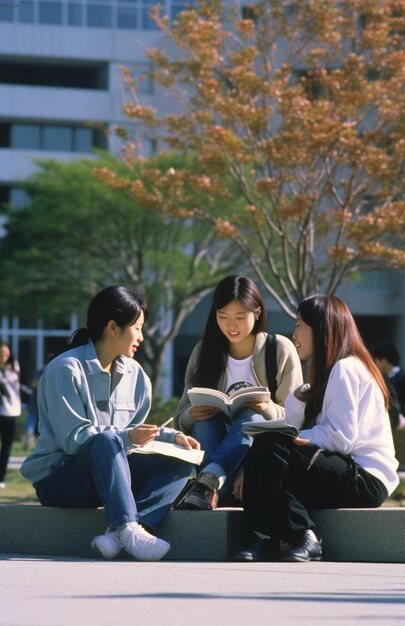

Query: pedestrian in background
[
  {"left": 373, "top": 341, "right": 405, "bottom": 419},
  {"left": 0, "top": 341, "right": 21, "bottom": 488}
]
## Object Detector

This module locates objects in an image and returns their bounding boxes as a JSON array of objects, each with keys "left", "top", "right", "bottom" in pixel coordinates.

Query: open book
[
  {"left": 129, "top": 440, "right": 205, "bottom": 465},
  {"left": 187, "top": 386, "right": 270, "bottom": 419},
  {"left": 242, "top": 419, "right": 299, "bottom": 438}
]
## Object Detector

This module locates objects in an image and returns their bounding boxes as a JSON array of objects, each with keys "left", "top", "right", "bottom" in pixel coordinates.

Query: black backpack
[{"left": 264, "top": 333, "right": 278, "bottom": 400}]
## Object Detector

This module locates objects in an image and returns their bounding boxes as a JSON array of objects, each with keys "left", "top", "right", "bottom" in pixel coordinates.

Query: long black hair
[
  {"left": 0, "top": 341, "right": 19, "bottom": 374},
  {"left": 298, "top": 294, "right": 388, "bottom": 427},
  {"left": 192, "top": 275, "right": 268, "bottom": 388},
  {"left": 70, "top": 285, "right": 148, "bottom": 348}
]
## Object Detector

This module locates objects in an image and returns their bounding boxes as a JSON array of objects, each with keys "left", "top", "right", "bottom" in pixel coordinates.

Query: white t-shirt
[{"left": 224, "top": 354, "right": 257, "bottom": 394}]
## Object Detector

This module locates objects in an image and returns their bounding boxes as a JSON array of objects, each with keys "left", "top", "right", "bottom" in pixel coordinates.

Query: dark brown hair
[{"left": 298, "top": 294, "right": 389, "bottom": 426}]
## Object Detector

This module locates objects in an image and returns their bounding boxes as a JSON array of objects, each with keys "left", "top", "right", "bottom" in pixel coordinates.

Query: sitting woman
[
  {"left": 21, "top": 285, "right": 198, "bottom": 561},
  {"left": 175, "top": 274, "right": 303, "bottom": 509},
  {"left": 234, "top": 294, "right": 399, "bottom": 562}
]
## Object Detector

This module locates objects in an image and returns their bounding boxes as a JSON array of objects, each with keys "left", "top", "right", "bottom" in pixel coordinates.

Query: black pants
[
  {"left": 0, "top": 416, "right": 17, "bottom": 482},
  {"left": 242, "top": 434, "right": 388, "bottom": 544}
]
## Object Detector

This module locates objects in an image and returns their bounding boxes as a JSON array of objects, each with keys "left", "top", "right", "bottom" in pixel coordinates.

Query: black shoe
[
  {"left": 180, "top": 472, "right": 219, "bottom": 510},
  {"left": 233, "top": 534, "right": 280, "bottom": 562},
  {"left": 282, "top": 529, "right": 322, "bottom": 562}
]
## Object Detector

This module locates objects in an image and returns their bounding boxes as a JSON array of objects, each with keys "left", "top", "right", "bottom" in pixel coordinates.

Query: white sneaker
[
  {"left": 0, "top": 482, "right": 5, "bottom": 489},
  {"left": 91, "top": 528, "right": 122, "bottom": 559},
  {"left": 118, "top": 522, "right": 170, "bottom": 561}
]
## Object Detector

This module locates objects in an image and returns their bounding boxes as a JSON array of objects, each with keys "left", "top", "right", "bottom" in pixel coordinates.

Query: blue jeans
[
  {"left": 192, "top": 408, "right": 266, "bottom": 499},
  {"left": 34, "top": 431, "right": 191, "bottom": 531}
]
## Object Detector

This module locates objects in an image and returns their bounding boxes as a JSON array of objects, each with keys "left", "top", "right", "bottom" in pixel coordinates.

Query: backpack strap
[{"left": 264, "top": 333, "right": 278, "bottom": 400}]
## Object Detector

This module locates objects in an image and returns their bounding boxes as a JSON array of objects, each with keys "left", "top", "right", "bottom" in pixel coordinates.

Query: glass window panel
[
  {"left": 117, "top": 7, "right": 137, "bottom": 29},
  {"left": 39, "top": 1, "right": 63, "bottom": 25},
  {"left": 0, "top": 123, "right": 10, "bottom": 147},
  {"left": 19, "top": 1, "right": 34, "bottom": 23},
  {"left": 87, "top": 4, "right": 112, "bottom": 28},
  {"left": 0, "top": 7, "right": 14, "bottom": 21},
  {"left": 68, "top": 2, "right": 82, "bottom": 25},
  {"left": 11, "top": 125, "right": 41, "bottom": 150},
  {"left": 10, "top": 187, "right": 30, "bottom": 208},
  {"left": 74, "top": 127, "right": 93, "bottom": 152},
  {"left": 43, "top": 126, "right": 72, "bottom": 151},
  {"left": 142, "top": 8, "right": 159, "bottom": 30}
]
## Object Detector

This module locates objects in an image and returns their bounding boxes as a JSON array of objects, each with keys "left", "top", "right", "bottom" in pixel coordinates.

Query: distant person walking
[
  {"left": 0, "top": 342, "right": 21, "bottom": 488},
  {"left": 373, "top": 341, "right": 405, "bottom": 418}
]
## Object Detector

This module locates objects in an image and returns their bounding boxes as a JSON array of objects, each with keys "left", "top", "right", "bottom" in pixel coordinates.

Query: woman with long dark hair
[
  {"left": 235, "top": 294, "right": 399, "bottom": 562},
  {"left": 0, "top": 342, "right": 21, "bottom": 488},
  {"left": 175, "top": 275, "right": 303, "bottom": 509},
  {"left": 21, "top": 285, "right": 198, "bottom": 561}
]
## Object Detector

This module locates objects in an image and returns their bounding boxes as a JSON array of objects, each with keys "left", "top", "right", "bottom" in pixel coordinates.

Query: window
[
  {"left": 11, "top": 125, "right": 41, "bottom": 150},
  {"left": 38, "top": 1, "right": 63, "bottom": 25},
  {"left": 0, "top": 7, "right": 14, "bottom": 22},
  {"left": 127, "top": 63, "right": 154, "bottom": 95},
  {"left": 4, "top": 122, "right": 100, "bottom": 153},
  {"left": 74, "top": 127, "right": 93, "bottom": 152},
  {"left": 142, "top": 10, "right": 159, "bottom": 30},
  {"left": 0, "top": 186, "right": 10, "bottom": 209},
  {"left": 87, "top": 4, "right": 112, "bottom": 28},
  {"left": 241, "top": 6, "right": 257, "bottom": 21},
  {"left": 117, "top": 7, "right": 137, "bottom": 29},
  {"left": 43, "top": 126, "right": 72, "bottom": 151},
  {"left": 19, "top": 1, "right": 34, "bottom": 23},
  {"left": 10, "top": 187, "right": 30, "bottom": 208},
  {"left": 0, "top": 123, "right": 10, "bottom": 148},
  {"left": 0, "top": 61, "right": 108, "bottom": 90},
  {"left": 68, "top": 2, "right": 82, "bottom": 26}
]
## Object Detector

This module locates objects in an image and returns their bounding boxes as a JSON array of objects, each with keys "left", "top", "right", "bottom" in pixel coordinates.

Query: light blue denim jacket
[{"left": 21, "top": 341, "right": 177, "bottom": 484}]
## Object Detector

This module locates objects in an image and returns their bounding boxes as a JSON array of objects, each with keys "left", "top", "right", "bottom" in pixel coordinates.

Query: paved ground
[{"left": 0, "top": 556, "right": 404, "bottom": 626}]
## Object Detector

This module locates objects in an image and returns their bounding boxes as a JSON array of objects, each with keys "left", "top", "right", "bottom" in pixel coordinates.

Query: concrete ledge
[{"left": 0, "top": 505, "right": 404, "bottom": 562}]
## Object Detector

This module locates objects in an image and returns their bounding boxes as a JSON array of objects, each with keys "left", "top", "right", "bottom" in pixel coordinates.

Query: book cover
[
  {"left": 187, "top": 386, "right": 270, "bottom": 419},
  {"left": 241, "top": 419, "right": 299, "bottom": 438}
]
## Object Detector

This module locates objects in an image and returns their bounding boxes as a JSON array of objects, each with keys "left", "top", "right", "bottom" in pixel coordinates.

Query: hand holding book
[{"left": 187, "top": 386, "right": 271, "bottom": 420}]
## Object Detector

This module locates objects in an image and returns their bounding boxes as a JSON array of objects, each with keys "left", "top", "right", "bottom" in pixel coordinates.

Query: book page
[
  {"left": 228, "top": 386, "right": 269, "bottom": 401},
  {"left": 187, "top": 387, "right": 231, "bottom": 415},
  {"left": 129, "top": 440, "right": 205, "bottom": 465}
]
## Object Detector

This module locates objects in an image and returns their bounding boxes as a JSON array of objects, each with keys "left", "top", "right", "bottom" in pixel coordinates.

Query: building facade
[{"left": 0, "top": 1, "right": 404, "bottom": 395}]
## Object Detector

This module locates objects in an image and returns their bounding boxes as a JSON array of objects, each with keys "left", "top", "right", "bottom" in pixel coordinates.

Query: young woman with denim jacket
[
  {"left": 175, "top": 275, "right": 303, "bottom": 510},
  {"left": 21, "top": 285, "right": 199, "bottom": 561}
]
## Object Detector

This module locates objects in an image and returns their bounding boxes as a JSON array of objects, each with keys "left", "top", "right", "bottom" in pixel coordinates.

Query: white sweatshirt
[{"left": 285, "top": 356, "right": 399, "bottom": 496}]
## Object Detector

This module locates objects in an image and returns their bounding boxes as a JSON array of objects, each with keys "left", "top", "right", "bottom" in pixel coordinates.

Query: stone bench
[{"left": 0, "top": 504, "right": 404, "bottom": 562}]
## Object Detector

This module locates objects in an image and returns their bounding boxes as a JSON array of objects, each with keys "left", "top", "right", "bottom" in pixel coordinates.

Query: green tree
[
  {"left": 116, "top": 0, "right": 405, "bottom": 317},
  {"left": 0, "top": 153, "right": 241, "bottom": 389}
]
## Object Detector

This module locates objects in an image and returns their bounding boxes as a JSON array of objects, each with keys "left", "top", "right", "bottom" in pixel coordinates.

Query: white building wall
[{"left": 0, "top": 1, "right": 404, "bottom": 391}]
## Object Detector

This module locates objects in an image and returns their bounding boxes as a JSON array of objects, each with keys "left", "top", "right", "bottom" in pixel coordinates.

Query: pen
[{"left": 160, "top": 416, "right": 174, "bottom": 429}]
